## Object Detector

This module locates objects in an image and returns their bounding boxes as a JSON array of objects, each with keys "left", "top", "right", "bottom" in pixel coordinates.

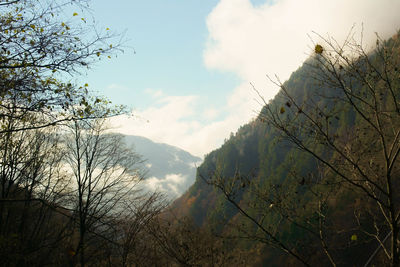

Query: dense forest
[
  {"left": 0, "top": 0, "right": 399, "bottom": 266},
  {"left": 173, "top": 31, "right": 400, "bottom": 266}
]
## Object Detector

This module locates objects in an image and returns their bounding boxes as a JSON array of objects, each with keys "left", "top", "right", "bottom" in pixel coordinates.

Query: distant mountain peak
[{"left": 122, "top": 135, "right": 202, "bottom": 200}]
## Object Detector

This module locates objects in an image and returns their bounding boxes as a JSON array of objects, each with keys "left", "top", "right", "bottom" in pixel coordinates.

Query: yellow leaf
[
  {"left": 315, "top": 44, "right": 324, "bottom": 54},
  {"left": 106, "top": 27, "right": 110, "bottom": 30},
  {"left": 30, "top": 24, "right": 35, "bottom": 30},
  {"left": 351, "top": 234, "right": 357, "bottom": 241},
  {"left": 61, "top": 22, "right": 65, "bottom": 27},
  {"left": 280, "top": 107, "right": 285, "bottom": 114},
  {"left": 68, "top": 249, "right": 75, "bottom": 256},
  {"left": 84, "top": 83, "right": 88, "bottom": 87},
  {"left": 96, "top": 52, "right": 101, "bottom": 57},
  {"left": 73, "top": 12, "right": 78, "bottom": 16}
]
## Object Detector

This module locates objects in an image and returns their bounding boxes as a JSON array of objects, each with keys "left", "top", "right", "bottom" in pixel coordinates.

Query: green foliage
[
  {"left": 0, "top": 0, "right": 124, "bottom": 133},
  {"left": 178, "top": 31, "right": 400, "bottom": 266}
]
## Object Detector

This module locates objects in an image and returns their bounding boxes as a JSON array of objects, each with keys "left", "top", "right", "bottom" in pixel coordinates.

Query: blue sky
[
  {"left": 86, "top": 0, "right": 238, "bottom": 110},
  {"left": 81, "top": 0, "right": 400, "bottom": 157}
]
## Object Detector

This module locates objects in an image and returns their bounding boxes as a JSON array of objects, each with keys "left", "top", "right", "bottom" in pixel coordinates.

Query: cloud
[
  {"left": 108, "top": 89, "right": 252, "bottom": 157},
  {"left": 204, "top": 0, "right": 400, "bottom": 100},
  {"left": 109, "top": 0, "right": 400, "bottom": 158},
  {"left": 202, "top": 107, "right": 220, "bottom": 121},
  {"left": 108, "top": 91, "right": 202, "bottom": 152},
  {"left": 144, "top": 173, "right": 187, "bottom": 198}
]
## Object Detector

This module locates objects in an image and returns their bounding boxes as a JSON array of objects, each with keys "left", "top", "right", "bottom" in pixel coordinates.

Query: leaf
[
  {"left": 351, "top": 234, "right": 357, "bottom": 241},
  {"left": 73, "top": 12, "right": 78, "bottom": 16},
  {"left": 280, "top": 107, "right": 285, "bottom": 114},
  {"left": 315, "top": 44, "right": 324, "bottom": 54}
]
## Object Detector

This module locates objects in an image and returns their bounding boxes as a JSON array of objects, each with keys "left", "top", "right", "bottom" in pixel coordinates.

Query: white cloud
[
  {"left": 109, "top": 0, "right": 400, "bottom": 158},
  {"left": 108, "top": 89, "right": 250, "bottom": 157},
  {"left": 204, "top": 0, "right": 400, "bottom": 100},
  {"left": 108, "top": 91, "right": 203, "bottom": 153},
  {"left": 202, "top": 107, "right": 220, "bottom": 121},
  {"left": 144, "top": 173, "right": 187, "bottom": 198}
]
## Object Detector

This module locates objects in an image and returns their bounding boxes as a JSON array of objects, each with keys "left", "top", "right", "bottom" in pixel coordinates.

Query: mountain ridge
[
  {"left": 122, "top": 134, "right": 202, "bottom": 199},
  {"left": 170, "top": 31, "right": 400, "bottom": 265}
]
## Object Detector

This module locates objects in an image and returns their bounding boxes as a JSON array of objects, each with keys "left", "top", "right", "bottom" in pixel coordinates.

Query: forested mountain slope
[{"left": 172, "top": 31, "right": 400, "bottom": 266}]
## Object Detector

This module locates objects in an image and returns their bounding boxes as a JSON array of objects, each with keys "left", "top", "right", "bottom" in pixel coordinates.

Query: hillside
[
  {"left": 172, "top": 32, "right": 400, "bottom": 266},
  {"left": 122, "top": 135, "right": 202, "bottom": 199}
]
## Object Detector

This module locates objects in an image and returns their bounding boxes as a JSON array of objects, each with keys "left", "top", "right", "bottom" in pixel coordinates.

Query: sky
[{"left": 83, "top": 0, "right": 400, "bottom": 157}]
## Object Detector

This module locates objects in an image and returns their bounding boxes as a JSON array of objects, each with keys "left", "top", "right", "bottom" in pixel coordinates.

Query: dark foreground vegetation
[{"left": 0, "top": 0, "right": 399, "bottom": 266}]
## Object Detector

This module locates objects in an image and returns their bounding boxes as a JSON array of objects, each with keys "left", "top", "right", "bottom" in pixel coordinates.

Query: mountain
[
  {"left": 172, "top": 59, "right": 322, "bottom": 225},
  {"left": 122, "top": 135, "right": 202, "bottom": 199},
  {"left": 172, "top": 32, "right": 400, "bottom": 266}
]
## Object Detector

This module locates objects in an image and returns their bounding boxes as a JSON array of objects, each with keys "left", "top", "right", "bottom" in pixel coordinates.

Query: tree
[
  {"left": 64, "top": 119, "right": 145, "bottom": 266},
  {"left": 114, "top": 191, "right": 165, "bottom": 267},
  {"left": 204, "top": 30, "right": 400, "bottom": 266},
  {"left": 144, "top": 213, "right": 248, "bottom": 266},
  {"left": 0, "top": 0, "right": 123, "bottom": 134},
  {"left": 0, "top": 1, "right": 170, "bottom": 266},
  {"left": 0, "top": 117, "right": 72, "bottom": 265},
  {"left": 258, "top": 30, "right": 400, "bottom": 266}
]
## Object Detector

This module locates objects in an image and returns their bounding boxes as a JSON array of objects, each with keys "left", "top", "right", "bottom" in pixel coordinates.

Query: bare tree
[
  {"left": 145, "top": 213, "right": 246, "bottom": 267},
  {"left": 203, "top": 168, "right": 317, "bottom": 266},
  {"left": 257, "top": 30, "right": 400, "bottom": 266},
  {"left": 203, "top": 30, "right": 400, "bottom": 266},
  {"left": 0, "top": 110, "right": 73, "bottom": 265},
  {"left": 0, "top": 1, "right": 169, "bottom": 266},
  {"left": 64, "top": 119, "right": 146, "bottom": 266},
  {"left": 114, "top": 191, "right": 165, "bottom": 267}
]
